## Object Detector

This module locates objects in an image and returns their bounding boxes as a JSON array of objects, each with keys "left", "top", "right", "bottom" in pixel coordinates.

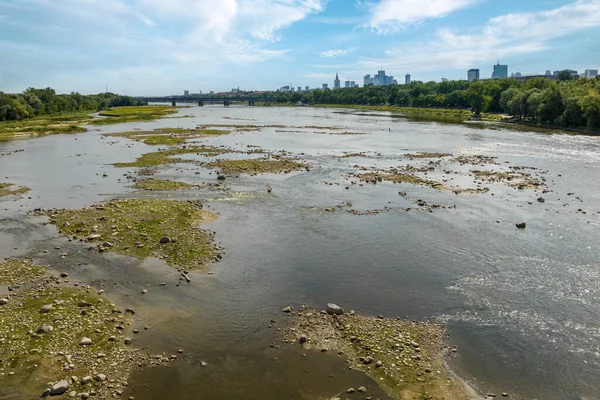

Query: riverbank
[
  {"left": 281, "top": 305, "right": 479, "bottom": 400},
  {"left": 312, "top": 104, "right": 504, "bottom": 121}
]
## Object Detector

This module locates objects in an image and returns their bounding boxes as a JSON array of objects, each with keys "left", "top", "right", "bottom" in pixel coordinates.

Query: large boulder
[
  {"left": 50, "top": 380, "right": 70, "bottom": 396},
  {"left": 326, "top": 303, "right": 344, "bottom": 315}
]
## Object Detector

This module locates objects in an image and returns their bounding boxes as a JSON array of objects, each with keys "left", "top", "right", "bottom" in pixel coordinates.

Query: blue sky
[{"left": 0, "top": 0, "right": 599, "bottom": 95}]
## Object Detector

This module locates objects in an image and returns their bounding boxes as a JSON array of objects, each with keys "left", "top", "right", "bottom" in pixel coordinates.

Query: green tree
[{"left": 464, "top": 82, "right": 491, "bottom": 115}]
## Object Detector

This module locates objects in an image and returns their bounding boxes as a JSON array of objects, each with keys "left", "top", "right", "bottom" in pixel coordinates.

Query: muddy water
[{"left": 1, "top": 106, "right": 600, "bottom": 399}]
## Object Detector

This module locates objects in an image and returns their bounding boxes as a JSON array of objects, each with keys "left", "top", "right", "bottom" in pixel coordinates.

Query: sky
[{"left": 0, "top": 0, "right": 599, "bottom": 96}]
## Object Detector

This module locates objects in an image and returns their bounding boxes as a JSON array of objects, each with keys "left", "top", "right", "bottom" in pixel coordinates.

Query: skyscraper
[
  {"left": 305, "top": 86, "right": 310, "bottom": 91},
  {"left": 322, "top": 83, "right": 328, "bottom": 89},
  {"left": 377, "top": 70, "right": 386, "bottom": 86},
  {"left": 344, "top": 80, "right": 350, "bottom": 88},
  {"left": 467, "top": 69, "right": 480, "bottom": 82},
  {"left": 334, "top": 73, "right": 341, "bottom": 89},
  {"left": 405, "top": 74, "right": 411, "bottom": 85},
  {"left": 364, "top": 74, "right": 371, "bottom": 86},
  {"left": 492, "top": 61, "right": 508, "bottom": 79},
  {"left": 584, "top": 69, "right": 598, "bottom": 78}
]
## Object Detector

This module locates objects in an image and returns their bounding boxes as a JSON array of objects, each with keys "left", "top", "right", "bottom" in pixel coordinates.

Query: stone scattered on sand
[
  {"left": 516, "top": 222, "right": 526, "bottom": 229},
  {"left": 0, "top": 298, "right": 8, "bottom": 305},
  {"left": 79, "top": 337, "right": 93, "bottom": 346},
  {"left": 36, "top": 324, "right": 53, "bottom": 334},
  {"left": 93, "top": 374, "right": 107, "bottom": 382},
  {"left": 358, "top": 386, "right": 367, "bottom": 393}
]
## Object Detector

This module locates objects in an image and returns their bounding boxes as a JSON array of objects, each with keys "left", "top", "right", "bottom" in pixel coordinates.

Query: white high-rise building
[{"left": 584, "top": 69, "right": 598, "bottom": 78}]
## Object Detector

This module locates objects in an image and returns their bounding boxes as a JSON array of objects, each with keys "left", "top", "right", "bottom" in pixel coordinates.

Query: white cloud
[
  {"left": 367, "top": 0, "right": 479, "bottom": 34},
  {"left": 320, "top": 48, "right": 356, "bottom": 57},
  {"left": 360, "top": 0, "right": 600, "bottom": 72}
]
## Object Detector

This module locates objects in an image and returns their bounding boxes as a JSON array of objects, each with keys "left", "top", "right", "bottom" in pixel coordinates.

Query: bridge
[{"left": 137, "top": 96, "right": 278, "bottom": 107}]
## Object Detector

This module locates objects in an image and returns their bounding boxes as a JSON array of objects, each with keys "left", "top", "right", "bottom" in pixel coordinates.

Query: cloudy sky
[{"left": 1, "top": 0, "right": 599, "bottom": 95}]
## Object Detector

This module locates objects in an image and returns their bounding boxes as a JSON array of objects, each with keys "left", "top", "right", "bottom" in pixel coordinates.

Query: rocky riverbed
[
  {"left": 0, "top": 258, "right": 171, "bottom": 399},
  {"left": 281, "top": 304, "right": 477, "bottom": 400}
]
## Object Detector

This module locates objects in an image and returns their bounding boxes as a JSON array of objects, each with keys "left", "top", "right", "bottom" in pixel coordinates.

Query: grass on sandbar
[
  {"left": 0, "top": 183, "right": 30, "bottom": 197},
  {"left": 133, "top": 179, "right": 197, "bottom": 191},
  {"left": 205, "top": 159, "right": 308, "bottom": 175},
  {"left": 42, "top": 199, "right": 219, "bottom": 270},
  {"left": 114, "top": 146, "right": 230, "bottom": 168}
]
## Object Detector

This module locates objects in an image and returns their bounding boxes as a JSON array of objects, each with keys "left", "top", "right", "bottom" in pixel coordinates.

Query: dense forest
[
  {"left": 0, "top": 88, "right": 143, "bottom": 122},
  {"left": 280, "top": 75, "right": 600, "bottom": 130}
]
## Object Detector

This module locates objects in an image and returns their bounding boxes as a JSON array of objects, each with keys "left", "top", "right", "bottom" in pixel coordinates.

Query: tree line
[
  {"left": 0, "top": 88, "right": 144, "bottom": 122},
  {"left": 279, "top": 75, "right": 600, "bottom": 130}
]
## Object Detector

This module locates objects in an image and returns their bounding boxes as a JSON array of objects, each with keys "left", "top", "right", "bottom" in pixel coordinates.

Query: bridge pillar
[
  {"left": 198, "top": 100, "right": 204, "bottom": 107},
  {"left": 224, "top": 100, "right": 230, "bottom": 107},
  {"left": 171, "top": 100, "right": 176, "bottom": 107}
]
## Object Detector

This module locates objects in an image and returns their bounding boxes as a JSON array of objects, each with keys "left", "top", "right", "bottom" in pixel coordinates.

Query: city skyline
[{"left": 1, "top": 0, "right": 600, "bottom": 95}]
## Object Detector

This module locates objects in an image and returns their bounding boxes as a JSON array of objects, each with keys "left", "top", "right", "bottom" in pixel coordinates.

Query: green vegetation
[
  {"left": 274, "top": 76, "right": 600, "bottom": 130},
  {"left": 206, "top": 159, "right": 307, "bottom": 174},
  {"left": 109, "top": 127, "right": 230, "bottom": 146},
  {"left": 0, "top": 183, "right": 30, "bottom": 197},
  {"left": 134, "top": 179, "right": 197, "bottom": 191},
  {"left": 0, "top": 115, "right": 87, "bottom": 140},
  {"left": 355, "top": 171, "right": 439, "bottom": 187},
  {"left": 114, "top": 146, "right": 229, "bottom": 168},
  {"left": 43, "top": 199, "right": 219, "bottom": 270},
  {"left": 91, "top": 106, "right": 177, "bottom": 125},
  {"left": 0, "top": 87, "right": 144, "bottom": 122},
  {"left": 0, "top": 258, "right": 45, "bottom": 285},
  {"left": 0, "top": 258, "right": 144, "bottom": 397}
]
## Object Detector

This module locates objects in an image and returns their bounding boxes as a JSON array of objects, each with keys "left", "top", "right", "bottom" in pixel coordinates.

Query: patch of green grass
[
  {"left": 43, "top": 199, "right": 218, "bottom": 270},
  {"left": 108, "top": 128, "right": 230, "bottom": 146},
  {"left": 0, "top": 183, "right": 30, "bottom": 197},
  {"left": 114, "top": 146, "right": 229, "bottom": 168},
  {"left": 133, "top": 179, "right": 197, "bottom": 191},
  {"left": 0, "top": 258, "right": 45, "bottom": 285},
  {"left": 206, "top": 159, "right": 307, "bottom": 174},
  {"left": 405, "top": 152, "right": 452, "bottom": 159},
  {"left": 91, "top": 106, "right": 177, "bottom": 125}
]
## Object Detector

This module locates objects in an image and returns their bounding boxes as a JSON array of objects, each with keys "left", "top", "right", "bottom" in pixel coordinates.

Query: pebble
[
  {"left": 346, "top": 388, "right": 355, "bottom": 393},
  {"left": 0, "top": 298, "right": 8, "bottom": 305},
  {"left": 40, "top": 304, "right": 53, "bottom": 313},
  {"left": 159, "top": 236, "right": 170, "bottom": 244},
  {"left": 93, "top": 374, "right": 107, "bottom": 382},
  {"left": 358, "top": 386, "right": 367, "bottom": 393},
  {"left": 81, "top": 376, "right": 93, "bottom": 385},
  {"left": 515, "top": 222, "right": 526, "bottom": 229},
  {"left": 36, "top": 324, "right": 53, "bottom": 334},
  {"left": 141, "top": 289, "right": 148, "bottom": 294},
  {"left": 79, "top": 337, "right": 93, "bottom": 346},
  {"left": 282, "top": 306, "right": 293, "bottom": 313}
]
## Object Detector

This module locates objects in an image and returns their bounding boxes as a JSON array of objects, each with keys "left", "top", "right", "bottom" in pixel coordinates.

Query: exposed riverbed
[{"left": 1, "top": 105, "right": 600, "bottom": 399}]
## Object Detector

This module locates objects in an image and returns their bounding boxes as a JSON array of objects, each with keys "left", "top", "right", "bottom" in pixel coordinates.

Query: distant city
[{"left": 178, "top": 61, "right": 598, "bottom": 97}]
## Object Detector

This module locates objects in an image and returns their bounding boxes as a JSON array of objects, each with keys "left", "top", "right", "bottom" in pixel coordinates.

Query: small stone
[
  {"left": 50, "top": 380, "right": 70, "bottom": 396},
  {"left": 178, "top": 349, "right": 184, "bottom": 353},
  {"left": 93, "top": 374, "right": 106, "bottom": 382},
  {"left": 326, "top": 303, "right": 344, "bottom": 315},
  {"left": 41, "top": 388, "right": 51, "bottom": 397},
  {"left": 298, "top": 335, "right": 307, "bottom": 344},
  {"left": 346, "top": 388, "right": 355, "bottom": 393},
  {"left": 81, "top": 376, "right": 93, "bottom": 385},
  {"left": 81, "top": 394, "right": 90, "bottom": 400},
  {"left": 515, "top": 222, "right": 526, "bottom": 229},
  {"left": 141, "top": 289, "right": 148, "bottom": 294},
  {"left": 36, "top": 325, "right": 53, "bottom": 334},
  {"left": 0, "top": 298, "right": 7, "bottom": 305},
  {"left": 217, "top": 174, "right": 226, "bottom": 181},
  {"left": 69, "top": 391, "right": 77, "bottom": 398},
  {"left": 358, "top": 386, "right": 367, "bottom": 393},
  {"left": 200, "top": 361, "right": 208, "bottom": 367},
  {"left": 60, "top": 272, "right": 69, "bottom": 277},
  {"left": 79, "top": 337, "right": 92, "bottom": 346},
  {"left": 159, "top": 236, "right": 170, "bottom": 244},
  {"left": 502, "top": 393, "right": 508, "bottom": 397},
  {"left": 282, "top": 306, "right": 292, "bottom": 313},
  {"left": 40, "top": 304, "right": 53, "bottom": 313},
  {"left": 375, "top": 360, "right": 383, "bottom": 367},
  {"left": 124, "top": 338, "right": 132, "bottom": 345}
]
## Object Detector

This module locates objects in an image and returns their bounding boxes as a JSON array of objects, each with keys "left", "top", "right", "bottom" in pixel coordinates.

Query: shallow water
[{"left": 1, "top": 106, "right": 600, "bottom": 399}]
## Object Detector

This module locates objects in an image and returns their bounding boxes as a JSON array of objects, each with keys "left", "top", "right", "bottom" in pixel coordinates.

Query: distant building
[
  {"left": 405, "top": 74, "right": 411, "bottom": 85},
  {"left": 231, "top": 87, "right": 240, "bottom": 93},
  {"left": 364, "top": 74, "right": 371, "bottom": 86},
  {"left": 280, "top": 85, "right": 291, "bottom": 92},
  {"left": 492, "top": 62, "right": 508, "bottom": 79},
  {"left": 584, "top": 69, "right": 598, "bottom": 78},
  {"left": 511, "top": 72, "right": 522, "bottom": 77},
  {"left": 305, "top": 86, "right": 310, "bottom": 91},
  {"left": 184, "top": 90, "right": 189, "bottom": 96},
  {"left": 344, "top": 80, "right": 350, "bottom": 88},
  {"left": 441, "top": 78, "right": 448, "bottom": 82},
  {"left": 322, "top": 83, "right": 328, "bottom": 89},
  {"left": 467, "top": 69, "right": 480, "bottom": 82},
  {"left": 545, "top": 70, "right": 552, "bottom": 76},
  {"left": 198, "top": 90, "right": 202, "bottom": 94},
  {"left": 553, "top": 69, "right": 579, "bottom": 78},
  {"left": 298, "top": 86, "right": 302, "bottom": 92},
  {"left": 334, "top": 73, "right": 341, "bottom": 89},
  {"left": 350, "top": 81, "right": 356, "bottom": 88}
]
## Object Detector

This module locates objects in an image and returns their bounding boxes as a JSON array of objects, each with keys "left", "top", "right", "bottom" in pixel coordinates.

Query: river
[{"left": 1, "top": 105, "right": 600, "bottom": 399}]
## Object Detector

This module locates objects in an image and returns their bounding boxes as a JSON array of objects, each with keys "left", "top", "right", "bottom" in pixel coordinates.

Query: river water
[{"left": 1, "top": 106, "right": 600, "bottom": 399}]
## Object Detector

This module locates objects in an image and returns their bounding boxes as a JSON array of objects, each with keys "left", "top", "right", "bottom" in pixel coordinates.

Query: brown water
[{"left": 1, "top": 105, "right": 600, "bottom": 399}]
